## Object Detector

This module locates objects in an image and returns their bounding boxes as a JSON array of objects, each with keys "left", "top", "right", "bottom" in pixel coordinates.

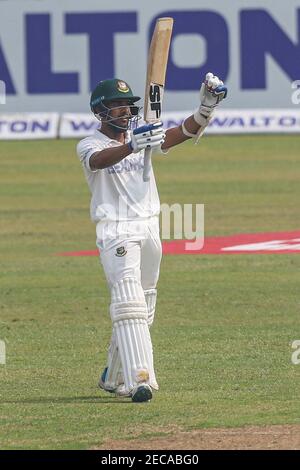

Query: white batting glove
[
  {"left": 129, "top": 122, "right": 166, "bottom": 154},
  {"left": 194, "top": 72, "right": 227, "bottom": 127}
]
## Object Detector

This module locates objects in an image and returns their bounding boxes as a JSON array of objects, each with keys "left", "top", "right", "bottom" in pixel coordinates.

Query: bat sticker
[{"left": 147, "top": 83, "right": 164, "bottom": 121}]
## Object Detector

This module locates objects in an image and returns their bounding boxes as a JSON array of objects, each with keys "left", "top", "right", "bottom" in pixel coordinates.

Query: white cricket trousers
[{"left": 96, "top": 216, "right": 162, "bottom": 290}]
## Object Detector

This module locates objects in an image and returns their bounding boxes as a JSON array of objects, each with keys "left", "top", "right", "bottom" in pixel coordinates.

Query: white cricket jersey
[{"left": 76, "top": 129, "right": 160, "bottom": 222}]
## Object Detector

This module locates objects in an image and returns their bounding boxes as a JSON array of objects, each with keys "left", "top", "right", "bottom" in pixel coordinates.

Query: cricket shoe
[
  {"left": 98, "top": 367, "right": 116, "bottom": 394},
  {"left": 115, "top": 384, "right": 131, "bottom": 398},
  {"left": 131, "top": 384, "right": 152, "bottom": 403}
]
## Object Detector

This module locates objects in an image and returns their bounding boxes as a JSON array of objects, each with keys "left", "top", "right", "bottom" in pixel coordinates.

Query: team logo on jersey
[
  {"left": 115, "top": 246, "right": 127, "bottom": 257},
  {"left": 117, "top": 81, "right": 129, "bottom": 93}
]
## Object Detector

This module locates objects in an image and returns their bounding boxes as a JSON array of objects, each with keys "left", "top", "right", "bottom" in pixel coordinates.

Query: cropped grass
[{"left": 0, "top": 136, "right": 300, "bottom": 449}]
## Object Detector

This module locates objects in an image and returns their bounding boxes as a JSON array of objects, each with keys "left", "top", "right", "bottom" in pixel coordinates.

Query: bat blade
[{"left": 143, "top": 17, "right": 173, "bottom": 182}]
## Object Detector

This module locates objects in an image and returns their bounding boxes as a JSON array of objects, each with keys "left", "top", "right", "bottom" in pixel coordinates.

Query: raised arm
[{"left": 162, "top": 72, "right": 227, "bottom": 150}]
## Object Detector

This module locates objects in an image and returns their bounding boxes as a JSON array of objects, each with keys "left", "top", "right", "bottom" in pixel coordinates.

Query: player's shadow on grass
[{"left": 0, "top": 396, "right": 132, "bottom": 405}]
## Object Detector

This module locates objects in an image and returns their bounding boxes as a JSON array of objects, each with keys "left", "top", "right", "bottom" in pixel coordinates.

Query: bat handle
[{"left": 143, "top": 147, "right": 152, "bottom": 182}]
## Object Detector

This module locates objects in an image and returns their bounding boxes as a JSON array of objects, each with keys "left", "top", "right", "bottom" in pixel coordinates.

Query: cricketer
[{"left": 76, "top": 73, "right": 227, "bottom": 402}]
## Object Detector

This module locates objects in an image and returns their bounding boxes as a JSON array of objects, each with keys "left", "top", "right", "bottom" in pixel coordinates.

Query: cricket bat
[{"left": 143, "top": 17, "right": 174, "bottom": 182}]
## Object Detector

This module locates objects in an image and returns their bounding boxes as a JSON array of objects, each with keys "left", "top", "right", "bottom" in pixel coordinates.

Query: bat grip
[{"left": 143, "top": 147, "right": 152, "bottom": 182}]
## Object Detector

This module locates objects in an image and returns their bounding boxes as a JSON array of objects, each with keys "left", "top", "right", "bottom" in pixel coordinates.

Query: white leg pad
[
  {"left": 105, "top": 288, "right": 157, "bottom": 390},
  {"left": 110, "top": 278, "right": 158, "bottom": 393},
  {"left": 144, "top": 289, "right": 157, "bottom": 327},
  {"left": 105, "top": 330, "right": 123, "bottom": 390}
]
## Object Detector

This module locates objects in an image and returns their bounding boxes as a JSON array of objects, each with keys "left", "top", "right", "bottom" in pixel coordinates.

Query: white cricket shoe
[
  {"left": 115, "top": 384, "right": 131, "bottom": 398},
  {"left": 99, "top": 368, "right": 131, "bottom": 397}
]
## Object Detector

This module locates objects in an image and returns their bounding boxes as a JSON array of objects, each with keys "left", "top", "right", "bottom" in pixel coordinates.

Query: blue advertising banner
[{"left": 0, "top": 0, "right": 299, "bottom": 112}]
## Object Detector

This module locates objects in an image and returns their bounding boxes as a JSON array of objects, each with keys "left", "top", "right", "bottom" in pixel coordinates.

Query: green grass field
[{"left": 0, "top": 136, "right": 300, "bottom": 449}]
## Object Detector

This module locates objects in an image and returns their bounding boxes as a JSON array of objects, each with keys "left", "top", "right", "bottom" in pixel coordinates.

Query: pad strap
[{"left": 144, "top": 289, "right": 157, "bottom": 327}]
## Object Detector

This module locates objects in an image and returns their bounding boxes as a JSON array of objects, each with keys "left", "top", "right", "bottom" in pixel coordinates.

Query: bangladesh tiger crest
[
  {"left": 117, "top": 81, "right": 129, "bottom": 93},
  {"left": 115, "top": 246, "right": 127, "bottom": 257}
]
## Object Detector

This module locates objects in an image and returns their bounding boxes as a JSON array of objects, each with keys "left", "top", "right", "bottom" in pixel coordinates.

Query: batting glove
[
  {"left": 129, "top": 122, "right": 165, "bottom": 154},
  {"left": 194, "top": 72, "right": 228, "bottom": 127}
]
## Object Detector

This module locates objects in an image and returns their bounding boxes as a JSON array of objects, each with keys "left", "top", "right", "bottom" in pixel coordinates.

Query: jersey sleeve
[
  {"left": 76, "top": 139, "right": 101, "bottom": 172},
  {"left": 153, "top": 145, "right": 170, "bottom": 155}
]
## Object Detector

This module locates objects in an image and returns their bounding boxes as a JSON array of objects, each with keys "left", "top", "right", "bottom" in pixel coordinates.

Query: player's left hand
[
  {"left": 199, "top": 73, "right": 227, "bottom": 116},
  {"left": 193, "top": 73, "right": 227, "bottom": 128}
]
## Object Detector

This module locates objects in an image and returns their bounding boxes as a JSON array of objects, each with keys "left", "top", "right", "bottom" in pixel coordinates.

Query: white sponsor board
[
  {"left": 60, "top": 109, "right": 300, "bottom": 138},
  {"left": 163, "top": 109, "right": 300, "bottom": 134},
  {"left": 1, "top": 109, "right": 299, "bottom": 139},
  {"left": 0, "top": 113, "right": 59, "bottom": 140},
  {"left": 60, "top": 113, "right": 99, "bottom": 138},
  {"left": 207, "top": 109, "right": 300, "bottom": 134}
]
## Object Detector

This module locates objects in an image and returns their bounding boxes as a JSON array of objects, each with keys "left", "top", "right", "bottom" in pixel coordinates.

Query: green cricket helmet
[
  {"left": 90, "top": 79, "right": 141, "bottom": 130},
  {"left": 90, "top": 79, "right": 140, "bottom": 112}
]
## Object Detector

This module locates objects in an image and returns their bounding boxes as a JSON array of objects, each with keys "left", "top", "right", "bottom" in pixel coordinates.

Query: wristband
[
  {"left": 193, "top": 109, "right": 210, "bottom": 127},
  {"left": 181, "top": 120, "right": 198, "bottom": 138}
]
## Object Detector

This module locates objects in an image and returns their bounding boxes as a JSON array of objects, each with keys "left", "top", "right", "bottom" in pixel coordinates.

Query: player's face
[{"left": 106, "top": 100, "right": 132, "bottom": 129}]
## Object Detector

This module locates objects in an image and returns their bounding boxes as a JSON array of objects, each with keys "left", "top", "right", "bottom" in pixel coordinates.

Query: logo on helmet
[{"left": 117, "top": 81, "right": 130, "bottom": 93}]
